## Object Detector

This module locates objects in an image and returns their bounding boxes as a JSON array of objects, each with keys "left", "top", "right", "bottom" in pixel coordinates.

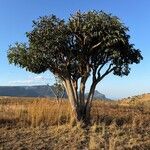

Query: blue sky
[{"left": 0, "top": 0, "right": 150, "bottom": 99}]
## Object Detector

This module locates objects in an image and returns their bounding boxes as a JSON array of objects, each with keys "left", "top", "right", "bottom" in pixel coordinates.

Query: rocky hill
[
  {"left": 85, "top": 90, "right": 106, "bottom": 99},
  {"left": 0, "top": 85, "right": 107, "bottom": 99}
]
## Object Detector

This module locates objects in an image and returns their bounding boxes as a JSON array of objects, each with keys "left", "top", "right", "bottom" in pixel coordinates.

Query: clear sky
[{"left": 0, "top": 0, "right": 150, "bottom": 99}]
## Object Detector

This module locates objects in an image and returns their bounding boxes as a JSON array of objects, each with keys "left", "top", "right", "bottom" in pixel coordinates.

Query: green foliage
[{"left": 7, "top": 10, "right": 143, "bottom": 80}]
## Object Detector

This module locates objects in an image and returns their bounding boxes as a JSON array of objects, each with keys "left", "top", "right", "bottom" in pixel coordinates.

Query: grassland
[{"left": 0, "top": 94, "right": 150, "bottom": 150}]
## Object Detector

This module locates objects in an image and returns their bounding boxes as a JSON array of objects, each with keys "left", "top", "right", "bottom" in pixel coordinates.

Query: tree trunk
[
  {"left": 63, "top": 78, "right": 91, "bottom": 124},
  {"left": 64, "top": 79, "right": 79, "bottom": 120},
  {"left": 76, "top": 103, "right": 91, "bottom": 124},
  {"left": 86, "top": 82, "right": 97, "bottom": 109}
]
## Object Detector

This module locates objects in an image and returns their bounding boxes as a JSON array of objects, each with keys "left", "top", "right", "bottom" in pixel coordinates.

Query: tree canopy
[{"left": 8, "top": 11, "right": 143, "bottom": 122}]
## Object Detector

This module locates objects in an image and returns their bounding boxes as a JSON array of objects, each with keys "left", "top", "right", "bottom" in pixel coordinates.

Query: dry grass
[
  {"left": 0, "top": 97, "right": 71, "bottom": 127},
  {"left": 0, "top": 96, "right": 149, "bottom": 127},
  {"left": 0, "top": 95, "right": 150, "bottom": 149}
]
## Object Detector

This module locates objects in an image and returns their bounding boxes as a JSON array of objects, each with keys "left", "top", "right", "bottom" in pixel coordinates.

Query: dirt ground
[
  {"left": 0, "top": 124, "right": 150, "bottom": 150},
  {"left": 0, "top": 126, "right": 88, "bottom": 150}
]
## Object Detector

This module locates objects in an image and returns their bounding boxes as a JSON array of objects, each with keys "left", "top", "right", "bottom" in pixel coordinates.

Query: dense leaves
[{"left": 8, "top": 11, "right": 142, "bottom": 81}]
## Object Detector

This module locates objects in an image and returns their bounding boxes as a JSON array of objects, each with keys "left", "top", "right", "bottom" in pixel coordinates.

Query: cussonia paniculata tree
[{"left": 8, "top": 11, "right": 143, "bottom": 123}]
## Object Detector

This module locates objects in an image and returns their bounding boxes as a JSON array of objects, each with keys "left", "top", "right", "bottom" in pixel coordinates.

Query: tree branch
[
  {"left": 97, "top": 64, "right": 114, "bottom": 82},
  {"left": 91, "top": 41, "right": 102, "bottom": 50},
  {"left": 97, "top": 63, "right": 106, "bottom": 78},
  {"left": 65, "top": 78, "right": 77, "bottom": 108},
  {"left": 83, "top": 35, "right": 88, "bottom": 45},
  {"left": 71, "top": 79, "right": 79, "bottom": 105},
  {"left": 79, "top": 65, "right": 90, "bottom": 105},
  {"left": 86, "top": 64, "right": 114, "bottom": 108},
  {"left": 85, "top": 81, "right": 97, "bottom": 110},
  {"left": 92, "top": 67, "right": 97, "bottom": 82},
  {"left": 79, "top": 75, "right": 88, "bottom": 105}
]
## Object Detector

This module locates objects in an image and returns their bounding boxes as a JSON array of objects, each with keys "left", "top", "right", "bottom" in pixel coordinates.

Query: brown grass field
[{"left": 0, "top": 94, "right": 150, "bottom": 150}]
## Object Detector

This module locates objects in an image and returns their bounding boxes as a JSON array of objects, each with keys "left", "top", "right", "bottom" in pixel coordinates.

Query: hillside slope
[{"left": 118, "top": 93, "right": 150, "bottom": 107}]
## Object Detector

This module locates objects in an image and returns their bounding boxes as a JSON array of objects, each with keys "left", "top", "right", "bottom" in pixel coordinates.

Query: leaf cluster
[{"left": 8, "top": 11, "right": 143, "bottom": 79}]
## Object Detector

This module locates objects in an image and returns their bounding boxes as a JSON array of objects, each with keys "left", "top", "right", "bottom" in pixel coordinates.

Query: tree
[
  {"left": 49, "top": 76, "right": 65, "bottom": 102},
  {"left": 7, "top": 11, "right": 143, "bottom": 123}
]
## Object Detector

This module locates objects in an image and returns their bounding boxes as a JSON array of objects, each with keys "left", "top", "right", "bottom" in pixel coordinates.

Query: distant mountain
[
  {"left": 85, "top": 90, "right": 106, "bottom": 99},
  {"left": 0, "top": 85, "right": 107, "bottom": 99},
  {"left": 0, "top": 85, "right": 53, "bottom": 97},
  {"left": 93, "top": 90, "right": 106, "bottom": 99}
]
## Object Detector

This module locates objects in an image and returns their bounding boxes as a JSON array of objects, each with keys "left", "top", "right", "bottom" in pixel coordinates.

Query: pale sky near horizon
[{"left": 0, "top": 0, "right": 150, "bottom": 99}]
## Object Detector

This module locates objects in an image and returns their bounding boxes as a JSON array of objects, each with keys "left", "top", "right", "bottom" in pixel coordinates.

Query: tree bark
[
  {"left": 64, "top": 79, "right": 79, "bottom": 121},
  {"left": 63, "top": 78, "right": 91, "bottom": 124},
  {"left": 86, "top": 81, "right": 97, "bottom": 108}
]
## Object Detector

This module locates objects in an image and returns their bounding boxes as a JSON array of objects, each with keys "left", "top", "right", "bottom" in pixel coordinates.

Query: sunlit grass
[
  {"left": 0, "top": 96, "right": 149, "bottom": 149},
  {"left": 0, "top": 96, "right": 149, "bottom": 128}
]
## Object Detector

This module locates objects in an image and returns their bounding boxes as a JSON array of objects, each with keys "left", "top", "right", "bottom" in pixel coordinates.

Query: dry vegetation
[{"left": 0, "top": 95, "right": 150, "bottom": 150}]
